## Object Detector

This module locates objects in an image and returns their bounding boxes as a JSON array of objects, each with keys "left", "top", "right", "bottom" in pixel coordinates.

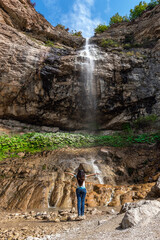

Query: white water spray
[
  {"left": 76, "top": 38, "right": 102, "bottom": 127},
  {"left": 90, "top": 158, "right": 104, "bottom": 184},
  {"left": 80, "top": 38, "right": 96, "bottom": 109}
]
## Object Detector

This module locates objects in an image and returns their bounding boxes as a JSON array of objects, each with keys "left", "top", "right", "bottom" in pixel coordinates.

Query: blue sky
[{"left": 33, "top": 0, "right": 151, "bottom": 38}]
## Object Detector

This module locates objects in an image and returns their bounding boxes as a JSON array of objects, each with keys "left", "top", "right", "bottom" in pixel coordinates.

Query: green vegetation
[
  {"left": 94, "top": 24, "right": 109, "bottom": 34},
  {"left": 55, "top": 24, "right": 69, "bottom": 32},
  {"left": 129, "top": 1, "right": 148, "bottom": 20},
  {"left": 71, "top": 30, "right": 83, "bottom": 37},
  {"left": 109, "top": 13, "right": 129, "bottom": 26},
  {"left": 132, "top": 114, "right": 158, "bottom": 129},
  {"left": 101, "top": 39, "right": 120, "bottom": 48},
  {"left": 45, "top": 40, "right": 54, "bottom": 47},
  {"left": 94, "top": 0, "right": 160, "bottom": 34},
  {"left": 123, "top": 114, "right": 158, "bottom": 133},
  {"left": 0, "top": 131, "right": 159, "bottom": 161}
]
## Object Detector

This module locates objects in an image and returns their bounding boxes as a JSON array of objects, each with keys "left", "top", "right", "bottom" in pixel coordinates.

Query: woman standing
[{"left": 65, "top": 165, "right": 98, "bottom": 220}]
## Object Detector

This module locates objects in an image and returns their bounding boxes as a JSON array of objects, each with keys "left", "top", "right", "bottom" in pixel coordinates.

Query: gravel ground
[{"left": 26, "top": 212, "right": 160, "bottom": 240}]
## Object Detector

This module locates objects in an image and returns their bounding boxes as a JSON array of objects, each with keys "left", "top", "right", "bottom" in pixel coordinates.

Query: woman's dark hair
[{"left": 77, "top": 169, "right": 85, "bottom": 186}]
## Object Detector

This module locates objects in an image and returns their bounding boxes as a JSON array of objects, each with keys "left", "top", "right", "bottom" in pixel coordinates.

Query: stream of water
[{"left": 90, "top": 158, "right": 104, "bottom": 184}]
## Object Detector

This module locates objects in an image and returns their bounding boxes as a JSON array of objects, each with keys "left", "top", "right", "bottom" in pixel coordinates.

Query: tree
[
  {"left": 129, "top": 1, "right": 148, "bottom": 20},
  {"left": 109, "top": 13, "right": 129, "bottom": 26},
  {"left": 94, "top": 24, "right": 109, "bottom": 34}
]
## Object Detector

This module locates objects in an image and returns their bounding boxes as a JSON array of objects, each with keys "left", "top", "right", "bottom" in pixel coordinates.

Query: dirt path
[
  {"left": 26, "top": 213, "right": 160, "bottom": 240},
  {"left": 1, "top": 211, "right": 160, "bottom": 240}
]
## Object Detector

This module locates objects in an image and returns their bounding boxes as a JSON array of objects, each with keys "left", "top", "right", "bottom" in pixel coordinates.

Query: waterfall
[
  {"left": 76, "top": 38, "right": 99, "bottom": 129},
  {"left": 90, "top": 158, "right": 104, "bottom": 184}
]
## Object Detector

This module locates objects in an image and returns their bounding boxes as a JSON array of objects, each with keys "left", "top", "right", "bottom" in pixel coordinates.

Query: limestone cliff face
[
  {"left": 0, "top": 146, "right": 159, "bottom": 211},
  {"left": 0, "top": 0, "right": 160, "bottom": 130}
]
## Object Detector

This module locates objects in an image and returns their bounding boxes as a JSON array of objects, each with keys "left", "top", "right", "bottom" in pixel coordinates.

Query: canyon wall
[{"left": 0, "top": 146, "right": 159, "bottom": 211}]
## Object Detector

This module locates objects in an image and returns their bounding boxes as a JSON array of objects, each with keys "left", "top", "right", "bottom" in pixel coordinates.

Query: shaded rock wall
[{"left": 0, "top": 146, "right": 159, "bottom": 211}]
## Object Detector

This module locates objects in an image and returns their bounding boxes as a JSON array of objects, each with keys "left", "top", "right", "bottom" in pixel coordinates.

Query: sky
[{"left": 33, "top": 0, "right": 151, "bottom": 38}]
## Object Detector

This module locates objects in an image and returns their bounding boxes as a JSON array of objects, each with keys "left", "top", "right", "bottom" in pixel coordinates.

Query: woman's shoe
[
  {"left": 81, "top": 215, "right": 86, "bottom": 220},
  {"left": 75, "top": 216, "right": 82, "bottom": 221}
]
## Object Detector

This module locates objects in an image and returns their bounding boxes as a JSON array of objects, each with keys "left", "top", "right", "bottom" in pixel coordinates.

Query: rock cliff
[
  {"left": 0, "top": 145, "right": 159, "bottom": 211},
  {"left": 0, "top": 0, "right": 160, "bottom": 130}
]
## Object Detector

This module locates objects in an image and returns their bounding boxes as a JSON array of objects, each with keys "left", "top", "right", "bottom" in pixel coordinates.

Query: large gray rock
[
  {"left": 154, "top": 177, "right": 160, "bottom": 196},
  {"left": 121, "top": 200, "right": 160, "bottom": 229}
]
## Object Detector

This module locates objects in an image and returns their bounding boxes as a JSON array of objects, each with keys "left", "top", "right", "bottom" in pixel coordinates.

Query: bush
[
  {"left": 101, "top": 39, "right": 120, "bottom": 48},
  {"left": 133, "top": 114, "right": 158, "bottom": 129},
  {"left": 55, "top": 24, "right": 69, "bottom": 32},
  {"left": 71, "top": 30, "right": 83, "bottom": 37},
  {"left": 45, "top": 40, "right": 54, "bottom": 47},
  {"left": 147, "top": 0, "right": 159, "bottom": 10},
  {"left": 94, "top": 24, "right": 109, "bottom": 34},
  {"left": 109, "top": 13, "right": 129, "bottom": 26},
  {"left": 129, "top": 1, "right": 148, "bottom": 20}
]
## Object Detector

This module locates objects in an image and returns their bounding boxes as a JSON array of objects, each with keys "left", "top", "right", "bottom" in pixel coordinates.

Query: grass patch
[{"left": 0, "top": 132, "right": 160, "bottom": 161}]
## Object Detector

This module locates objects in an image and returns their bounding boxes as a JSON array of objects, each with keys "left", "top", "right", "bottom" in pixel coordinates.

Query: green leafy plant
[
  {"left": 132, "top": 114, "right": 158, "bottom": 129},
  {"left": 109, "top": 13, "right": 129, "bottom": 26},
  {"left": 55, "top": 24, "right": 69, "bottom": 32},
  {"left": 101, "top": 39, "right": 120, "bottom": 48},
  {"left": 147, "top": 0, "right": 160, "bottom": 10},
  {"left": 71, "top": 30, "right": 83, "bottom": 37},
  {"left": 0, "top": 131, "right": 160, "bottom": 161},
  {"left": 94, "top": 24, "right": 109, "bottom": 34},
  {"left": 129, "top": 1, "right": 148, "bottom": 20},
  {"left": 45, "top": 40, "right": 54, "bottom": 47}
]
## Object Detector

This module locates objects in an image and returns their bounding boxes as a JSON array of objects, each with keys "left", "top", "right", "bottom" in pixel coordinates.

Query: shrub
[
  {"left": 101, "top": 39, "right": 119, "bottom": 48},
  {"left": 147, "top": 0, "right": 160, "bottom": 10},
  {"left": 129, "top": 1, "right": 148, "bottom": 20},
  {"left": 94, "top": 24, "right": 109, "bottom": 34},
  {"left": 55, "top": 24, "right": 69, "bottom": 32},
  {"left": 71, "top": 30, "right": 83, "bottom": 37},
  {"left": 133, "top": 114, "right": 158, "bottom": 129},
  {"left": 109, "top": 13, "right": 129, "bottom": 26},
  {"left": 45, "top": 40, "right": 54, "bottom": 47}
]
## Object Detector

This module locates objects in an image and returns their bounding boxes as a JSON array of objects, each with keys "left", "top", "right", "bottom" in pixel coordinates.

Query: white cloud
[{"left": 62, "top": 0, "right": 101, "bottom": 38}]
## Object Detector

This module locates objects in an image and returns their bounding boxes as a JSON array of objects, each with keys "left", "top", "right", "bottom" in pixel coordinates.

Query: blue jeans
[{"left": 76, "top": 187, "right": 87, "bottom": 216}]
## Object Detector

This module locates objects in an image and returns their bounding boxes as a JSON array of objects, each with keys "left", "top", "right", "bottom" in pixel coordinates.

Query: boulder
[
  {"left": 154, "top": 176, "right": 160, "bottom": 196},
  {"left": 121, "top": 200, "right": 160, "bottom": 229}
]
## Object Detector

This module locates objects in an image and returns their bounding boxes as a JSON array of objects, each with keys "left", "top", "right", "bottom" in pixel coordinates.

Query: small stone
[{"left": 98, "top": 219, "right": 108, "bottom": 225}]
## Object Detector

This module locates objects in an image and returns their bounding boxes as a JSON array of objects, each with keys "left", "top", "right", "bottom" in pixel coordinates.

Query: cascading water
[
  {"left": 90, "top": 158, "right": 104, "bottom": 184},
  {"left": 76, "top": 38, "right": 100, "bottom": 129}
]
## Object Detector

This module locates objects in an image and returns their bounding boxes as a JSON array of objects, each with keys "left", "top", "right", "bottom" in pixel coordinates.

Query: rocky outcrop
[
  {"left": 92, "top": 4, "right": 160, "bottom": 46},
  {"left": 121, "top": 200, "right": 160, "bottom": 229},
  {"left": 0, "top": 0, "right": 160, "bottom": 130},
  {"left": 0, "top": 0, "right": 84, "bottom": 47},
  {"left": 0, "top": 146, "right": 159, "bottom": 211}
]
